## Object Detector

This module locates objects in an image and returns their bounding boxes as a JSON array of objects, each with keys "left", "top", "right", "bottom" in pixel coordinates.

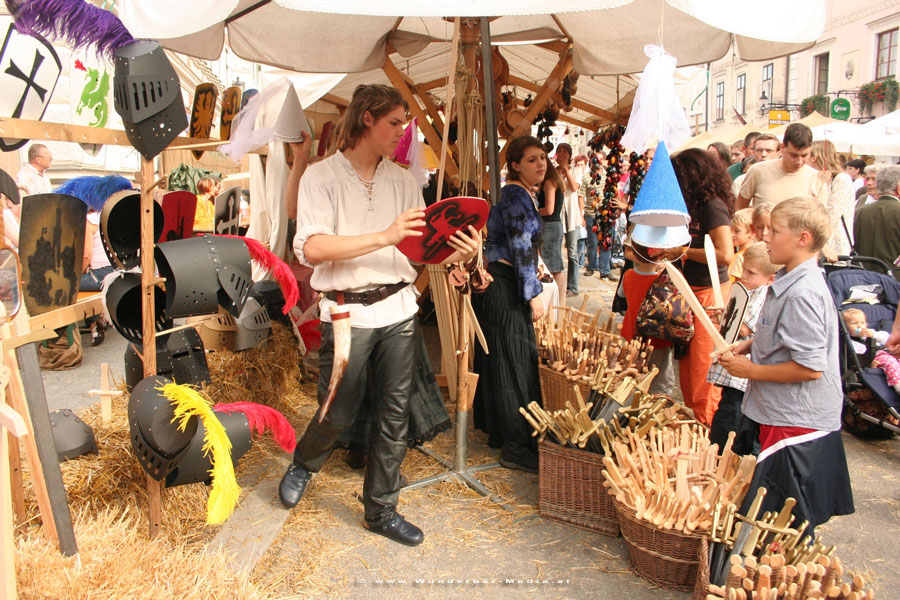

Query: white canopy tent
[{"left": 118, "top": 0, "right": 825, "bottom": 128}]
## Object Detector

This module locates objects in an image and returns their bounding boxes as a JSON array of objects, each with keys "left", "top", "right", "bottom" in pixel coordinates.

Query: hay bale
[{"left": 15, "top": 507, "right": 278, "bottom": 600}]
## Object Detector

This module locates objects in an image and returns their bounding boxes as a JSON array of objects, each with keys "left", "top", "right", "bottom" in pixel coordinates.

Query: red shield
[{"left": 396, "top": 196, "right": 489, "bottom": 264}]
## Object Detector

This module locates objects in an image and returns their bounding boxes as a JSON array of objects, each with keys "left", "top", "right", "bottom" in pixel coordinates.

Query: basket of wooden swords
[
  {"left": 602, "top": 427, "right": 758, "bottom": 591},
  {"left": 535, "top": 306, "right": 655, "bottom": 414}
]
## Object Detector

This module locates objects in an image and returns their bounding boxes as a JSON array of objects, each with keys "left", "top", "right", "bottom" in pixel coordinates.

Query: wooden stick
[
  {"left": 664, "top": 261, "right": 729, "bottom": 351},
  {"left": 705, "top": 234, "right": 724, "bottom": 309}
]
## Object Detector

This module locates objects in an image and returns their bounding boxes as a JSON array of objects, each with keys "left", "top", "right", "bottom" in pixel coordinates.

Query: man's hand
[
  {"left": 382, "top": 208, "right": 426, "bottom": 246},
  {"left": 445, "top": 225, "right": 481, "bottom": 263},
  {"left": 887, "top": 329, "right": 900, "bottom": 357},
  {"left": 288, "top": 133, "right": 312, "bottom": 167},
  {"left": 530, "top": 296, "right": 545, "bottom": 322}
]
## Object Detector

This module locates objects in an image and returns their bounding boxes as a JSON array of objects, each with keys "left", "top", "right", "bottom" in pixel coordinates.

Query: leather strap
[{"left": 324, "top": 282, "right": 407, "bottom": 307}]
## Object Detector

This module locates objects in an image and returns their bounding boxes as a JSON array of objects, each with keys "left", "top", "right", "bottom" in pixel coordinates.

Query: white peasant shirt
[{"left": 293, "top": 151, "right": 422, "bottom": 328}]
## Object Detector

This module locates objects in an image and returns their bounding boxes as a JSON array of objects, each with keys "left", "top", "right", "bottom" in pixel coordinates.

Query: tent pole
[{"left": 480, "top": 18, "right": 501, "bottom": 205}]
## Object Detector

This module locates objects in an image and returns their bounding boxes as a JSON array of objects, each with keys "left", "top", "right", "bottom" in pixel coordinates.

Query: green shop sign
[{"left": 831, "top": 98, "right": 851, "bottom": 120}]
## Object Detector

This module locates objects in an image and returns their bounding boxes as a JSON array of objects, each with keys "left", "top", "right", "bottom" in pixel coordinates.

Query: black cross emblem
[{"left": 6, "top": 49, "right": 47, "bottom": 118}]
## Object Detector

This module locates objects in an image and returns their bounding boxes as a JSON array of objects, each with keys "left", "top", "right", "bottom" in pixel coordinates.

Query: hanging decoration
[
  {"left": 620, "top": 44, "right": 690, "bottom": 154},
  {"left": 589, "top": 125, "right": 625, "bottom": 253}
]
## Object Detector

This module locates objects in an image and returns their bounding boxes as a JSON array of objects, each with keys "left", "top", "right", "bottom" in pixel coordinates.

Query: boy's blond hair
[
  {"left": 742, "top": 242, "right": 782, "bottom": 276},
  {"left": 732, "top": 208, "right": 754, "bottom": 230},
  {"left": 751, "top": 202, "right": 774, "bottom": 223},
  {"left": 769, "top": 197, "right": 831, "bottom": 251}
]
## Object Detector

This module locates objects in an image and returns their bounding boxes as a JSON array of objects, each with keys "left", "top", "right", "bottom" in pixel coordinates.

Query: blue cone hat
[
  {"left": 628, "top": 141, "right": 690, "bottom": 227},
  {"left": 630, "top": 223, "right": 691, "bottom": 249}
]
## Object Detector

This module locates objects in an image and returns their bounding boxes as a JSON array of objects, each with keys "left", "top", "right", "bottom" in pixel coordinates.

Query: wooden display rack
[{"left": 0, "top": 116, "right": 248, "bottom": 543}]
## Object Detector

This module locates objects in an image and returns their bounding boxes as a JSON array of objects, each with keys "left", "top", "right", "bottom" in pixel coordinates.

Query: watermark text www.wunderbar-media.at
[{"left": 354, "top": 578, "right": 572, "bottom": 586}]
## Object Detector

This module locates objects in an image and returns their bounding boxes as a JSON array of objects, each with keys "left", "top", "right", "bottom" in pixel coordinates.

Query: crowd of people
[
  {"left": 478, "top": 120, "right": 900, "bottom": 539},
  {"left": 14, "top": 84, "right": 900, "bottom": 548}
]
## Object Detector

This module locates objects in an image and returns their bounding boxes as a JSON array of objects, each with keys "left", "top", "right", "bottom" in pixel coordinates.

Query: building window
[
  {"left": 715, "top": 81, "right": 724, "bottom": 120},
  {"left": 761, "top": 63, "right": 774, "bottom": 102},
  {"left": 736, "top": 73, "right": 746, "bottom": 114},
  {"left": 877, "top": 29, "right": 898, "bottom": 79},
  {"left": 815, "top": 53, "right": 829, "bottom": 95}
]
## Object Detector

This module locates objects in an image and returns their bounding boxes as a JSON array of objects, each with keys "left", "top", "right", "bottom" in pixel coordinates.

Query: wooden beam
[
  {"left": 507, "top": 75, "right": 626, "bottom": 125},
  {"left": 383, "top": 56, "right": 459, "bottom": 178},
  {"left": 420, "top": 76, "right": 449, "bottom": 92},
  {"left": 536, "top": 41, "right": 570, "bottom": 54},
  {"left": 499, "top": 49, "right": 573, "bottom": 168},
  {"left": 0, "top": 118, "right": 266, "bottom": 154},
  {"left": 321, "top": 93, "right": 349, "bottom": 108},
  {"left": 509, "top": 98, "right": 598, "bottom": 131},
  {"left": 414, "top": 84, "right": 445, "bottom": 134}
]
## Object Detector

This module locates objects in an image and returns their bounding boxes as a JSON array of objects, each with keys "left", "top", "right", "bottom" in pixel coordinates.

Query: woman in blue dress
[{"left": 472, "top": 135, "right": 546, "bottom": 473}]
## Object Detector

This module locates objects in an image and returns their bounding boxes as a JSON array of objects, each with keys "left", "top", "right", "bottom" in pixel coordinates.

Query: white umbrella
[{"left": 120, "top": 0, "right": 825, "bottom": 76}]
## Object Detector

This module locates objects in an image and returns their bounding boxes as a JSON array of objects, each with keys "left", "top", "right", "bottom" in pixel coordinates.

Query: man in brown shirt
[{"left": 737, "top": 124, "right": 826, "bottom": 210}]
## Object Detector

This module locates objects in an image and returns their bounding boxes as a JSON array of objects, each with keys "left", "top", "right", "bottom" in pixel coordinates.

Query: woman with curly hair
[{"left": 671, "top": 148, "right": 735, "bottom": 425}]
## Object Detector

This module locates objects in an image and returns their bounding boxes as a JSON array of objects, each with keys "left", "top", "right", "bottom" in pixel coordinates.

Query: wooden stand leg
[
  {"left": 4, "top": 348, "right": 58, "bottom": 548},
  {"left": 146, "top": 474, "right": 162, "bottom": 540},
  {"left": 1, "top": 424, "right": 15, "bottom": 600},
  {"left": 6, "top": 430, "right": 24, "bottom": 534},
  {"left": 139, "top": 157, "right": 164, "bottom": 539},
  {"left": 100, "top": 363, "right": 112, "bottom": 423},
  {"left": 13, "top": 342, "right": 78, "bottom": 555}
]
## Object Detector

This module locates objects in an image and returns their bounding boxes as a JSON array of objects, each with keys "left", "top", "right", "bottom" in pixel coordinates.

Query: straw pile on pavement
[
  {"left": 203, "top": 322, "right": 306, "bottom": 416},
  {"left": 15, "top": 507, "right": 278, "bottom": 600}
]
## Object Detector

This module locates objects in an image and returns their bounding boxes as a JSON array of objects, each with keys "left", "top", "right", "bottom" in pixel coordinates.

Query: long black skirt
[
  {"left": 334, "top": 318, "right": 450, "bottom": 450},
  {"left": 471, "top": 262, "right": 542, "bottom": 452}
]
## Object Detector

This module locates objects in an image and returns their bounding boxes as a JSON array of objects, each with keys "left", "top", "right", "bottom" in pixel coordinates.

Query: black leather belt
[{"left": 324, "top": 282, "right": 408, "bottom": 306}]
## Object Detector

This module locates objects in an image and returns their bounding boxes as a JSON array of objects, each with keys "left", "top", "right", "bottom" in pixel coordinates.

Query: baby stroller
[{"left": 826, "top": 256, "right": 900, "bottom": 439}]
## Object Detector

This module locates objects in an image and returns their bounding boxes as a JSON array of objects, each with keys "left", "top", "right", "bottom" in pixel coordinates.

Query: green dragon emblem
[{"left": 76, "top": 67, "right": 110, "bottom": 128}]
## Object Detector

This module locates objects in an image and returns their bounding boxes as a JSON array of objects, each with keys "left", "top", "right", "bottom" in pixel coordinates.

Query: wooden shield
[
  {"left": 214, "top": 186, "right": 241, "bottom": 236},
  {"left": 718, "top": 282, "right": 750, "bottom": 345},
  {"left": 240, "top": 88, "right": 258, "bottom": 110},
  {"left": 159, "top": 191, "right": 197, "bottom": 242},
  {"left": 219, "top": 86, "right": 242, "bottom": 142},
  {"left": 189, "top": 83, "right": 218, "bottom": 160},
  {"left": 19, "top": 194, "right": 87, "bottom": 316},
  {"left": 396, "top": 196, "right": 489, "bottom": 264},
  {"left": 317, "top": 121, "right": 333, "bottom": 157},
  {"left": 0, "top": 167, "right": 20, "bottom": 205},
  {"left": 0, "top": 19, "right": 62, "bottom": 151}
]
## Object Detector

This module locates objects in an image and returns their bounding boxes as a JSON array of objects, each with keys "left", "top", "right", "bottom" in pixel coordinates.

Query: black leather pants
[{"left": 293, "top": 316, "right": 416, "bottom": 524}]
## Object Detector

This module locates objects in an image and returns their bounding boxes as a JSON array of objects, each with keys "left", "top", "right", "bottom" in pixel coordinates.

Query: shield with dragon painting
[
  {"left": 219, "top": 86, "right": 242, "bottom": 142},
  {"left": 0, "top": 18, "right": 61, "bottom": 152},
  {"left": 70, "top": 54, "right": 112, "bottom": 156},
  {"left": 396, "top": 196, "right": 489, "bottom": 264},
  {"left": 189, "top": 83, "right": 218, "bottom": 160}
]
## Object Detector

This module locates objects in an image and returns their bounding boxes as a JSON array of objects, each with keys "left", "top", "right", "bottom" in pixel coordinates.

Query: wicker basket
[
  {"left": 538, "top": 364, "right": 593, "bottom": 413},
  {"left": 614, "top": 498, "right": 703, "bottom": 591},
  {"left": 693, "top": 536, "right": 711, "bottom": 600},
  {"left": 537, "top": 441, "right": 619, "bottom": 537}
]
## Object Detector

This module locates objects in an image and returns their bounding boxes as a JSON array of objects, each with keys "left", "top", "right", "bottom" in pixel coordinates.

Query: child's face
[
  {"left": 764, "top": 217, "right": 802, "bottom": 266},
  {"left": 739, "top": 263, "right": 772, "bottom": 290},
  {"left": 732, "top": 223, "right": 753, "bottom": 247},
  {"left": 753, "top": 213, "right": 771, "bottom": 244},
  {"left": 844, "top": 313, "right": 867, "bottom": 335}
]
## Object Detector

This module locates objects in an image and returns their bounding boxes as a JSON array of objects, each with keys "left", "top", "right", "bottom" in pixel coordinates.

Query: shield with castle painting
[
  {"left": 0, "top": 18, "right": 61, "bottom": 152},
  {"left": 159, "top": 191, "right": 197, "bottom": 242},
  {"left": 19, "top": 194, "right": 87, "bottom": 316},
  {"left": 189, "top": 83, "right": 218, "bottom": 160}
]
